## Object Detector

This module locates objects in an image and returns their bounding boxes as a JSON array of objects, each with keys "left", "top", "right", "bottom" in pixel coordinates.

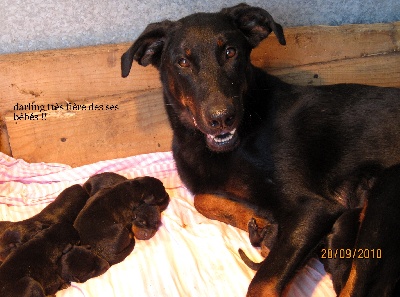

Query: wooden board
[
  {"left": 1, "top": 22, "right": 399, "bottom": 166},
  {"left": 4, "top": 89, "right": 172, "bottom": 167},
  {"left": 0, "top": 44, "right": 163, "bottom": 164}
]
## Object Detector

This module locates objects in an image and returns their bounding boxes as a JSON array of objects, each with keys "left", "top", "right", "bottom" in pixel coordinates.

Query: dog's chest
[{"left": 175, "top": 141, "right": 273, "bottom": 204}]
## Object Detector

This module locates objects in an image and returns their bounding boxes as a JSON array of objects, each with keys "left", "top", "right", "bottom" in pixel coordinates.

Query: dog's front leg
[
  {"left": 194, "top": 193, "right": 273, "bottom": 232},
  {"left": 247, "top": 198, "right": 340, "bottom": 297}
]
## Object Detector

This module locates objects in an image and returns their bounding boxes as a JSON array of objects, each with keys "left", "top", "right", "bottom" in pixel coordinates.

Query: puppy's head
[
  {"left": 131, "top": 204, "right": 161, "bottom": 240},
  {"left": 122, "top": 3, "right": 285, "bottom": 152}
]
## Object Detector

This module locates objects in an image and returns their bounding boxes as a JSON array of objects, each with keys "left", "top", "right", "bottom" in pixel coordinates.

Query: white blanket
[{"left": 0, "top": 151, "right": 335, "bottom": 296}]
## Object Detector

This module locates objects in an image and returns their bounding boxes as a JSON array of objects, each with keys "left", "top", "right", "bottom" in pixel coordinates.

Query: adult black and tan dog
[{"left": 121, "top": 3, "right": 400, "bottom": 296}]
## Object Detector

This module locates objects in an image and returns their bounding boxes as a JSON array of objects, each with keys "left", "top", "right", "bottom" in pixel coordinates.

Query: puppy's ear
[
  {"left": 121, "top": 20, "right": 175, "bottom": 77},
  {"left": 221, "top": 3, "right": 286, "bottom": 48}
]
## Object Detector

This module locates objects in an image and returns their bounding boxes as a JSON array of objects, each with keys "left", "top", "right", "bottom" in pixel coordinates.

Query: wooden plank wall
[{"left": 0, "top": 22, "right": 399, "bottom": 167}]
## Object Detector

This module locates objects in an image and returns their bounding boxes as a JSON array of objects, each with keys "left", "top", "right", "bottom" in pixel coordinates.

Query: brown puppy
[
  {"left": 83, "top": 172, "right": 166, "bottom": 240},
  {"left": 0, "top": 223, "right": 109, "bottom": 297},
  {"left": 74, "top": 176, "right": 169, "bottom": 265},
  {"left": 0, "top": 184, "right": 89, "bottom": 261}
]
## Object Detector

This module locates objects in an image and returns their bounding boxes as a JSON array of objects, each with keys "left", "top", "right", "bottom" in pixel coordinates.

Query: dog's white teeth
[{"left": 208, "top": 129, "right": 236, "bottom": 143}]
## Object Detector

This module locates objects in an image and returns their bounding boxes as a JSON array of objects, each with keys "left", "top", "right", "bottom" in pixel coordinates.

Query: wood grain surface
[{"left": 1, "top": 22, "right": 399, "bottom": 166}]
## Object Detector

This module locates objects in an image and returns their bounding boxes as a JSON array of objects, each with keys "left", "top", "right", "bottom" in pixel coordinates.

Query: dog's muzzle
[{"left": 191, "top": 99, "right": 241, "bottom": 152}]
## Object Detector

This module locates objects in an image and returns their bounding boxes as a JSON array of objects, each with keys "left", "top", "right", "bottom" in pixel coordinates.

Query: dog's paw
[
  {"left": 248, "top": 218, "right": 258, "bottom": 232},
  {"left": 248, "top": 218, "right": 264, "bottom": 247}
]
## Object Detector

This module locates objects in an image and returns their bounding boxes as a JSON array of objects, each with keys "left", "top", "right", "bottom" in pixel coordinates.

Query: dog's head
[{"left": 122, "top": 3, "right": 285, "bottom": 152}]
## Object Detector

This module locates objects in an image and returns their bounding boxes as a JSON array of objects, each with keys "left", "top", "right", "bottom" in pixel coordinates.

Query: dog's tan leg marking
[
  {"left": 194, "top": 193, "right": 271, "bottom": 231},
  {"left": 246, "top": 277, "right": 280, "bottom": 297},
  {"left": 358, "top": 199, "right": 368, "bottom": 223},
  {"left": 340, "top": 199, "right": 368, "bottom": 297},
  {"left": 339, "top": 262, "right": 358, "bottom": 297}
]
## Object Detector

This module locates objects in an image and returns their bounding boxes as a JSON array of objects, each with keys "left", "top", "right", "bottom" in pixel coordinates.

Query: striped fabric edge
[{"left": 0, "top": 151, "right": 179, "bottom": 206}]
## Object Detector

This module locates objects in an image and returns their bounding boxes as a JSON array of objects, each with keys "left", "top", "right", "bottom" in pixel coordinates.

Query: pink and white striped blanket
[{"left": 0, "top": 151, "right": 335, "bottom": 296}]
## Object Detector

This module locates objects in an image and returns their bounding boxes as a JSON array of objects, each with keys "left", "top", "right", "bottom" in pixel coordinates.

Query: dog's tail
[{"left": 238, "top": 248, "right": 263, "bottom": 271}]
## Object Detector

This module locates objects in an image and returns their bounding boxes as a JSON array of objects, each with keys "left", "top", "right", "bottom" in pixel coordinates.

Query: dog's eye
[
  {"left": 178, "top": 58, "right": 190, "bottom": 68},
  {"left": 225, "top": 47, "right": 236, "bottom": 59}
]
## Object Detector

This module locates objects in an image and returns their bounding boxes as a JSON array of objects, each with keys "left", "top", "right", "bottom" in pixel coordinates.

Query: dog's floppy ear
[
  {"left": 221, "top": 3, "right": 286, "bottom": 48},
  {"left": 121, "top": 20, "right": 175, "bottom": 77}
]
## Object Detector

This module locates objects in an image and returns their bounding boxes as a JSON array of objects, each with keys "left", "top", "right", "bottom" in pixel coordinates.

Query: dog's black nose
[{"left": 207, "top": 105, "right": 236, "bottom": 129}]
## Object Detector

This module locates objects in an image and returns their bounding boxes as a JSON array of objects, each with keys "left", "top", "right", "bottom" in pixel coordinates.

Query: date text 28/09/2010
[{"left": 320, "top": 248, "right": 382, "bottom": 259}]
